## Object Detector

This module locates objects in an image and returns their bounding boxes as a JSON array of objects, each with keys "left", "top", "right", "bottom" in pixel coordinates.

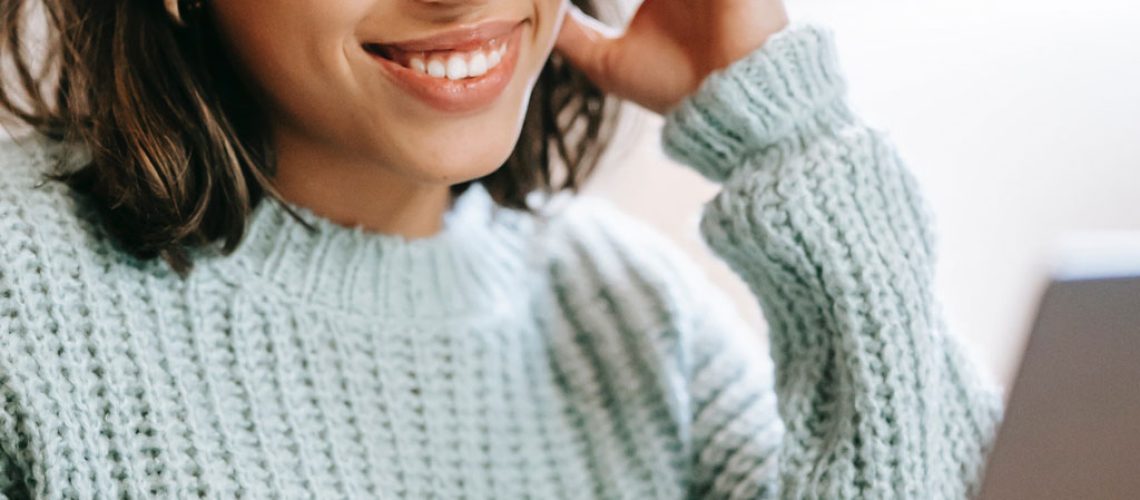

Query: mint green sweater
[{"left": 0, "top": 23, "right": 1002, "bottom": 499}]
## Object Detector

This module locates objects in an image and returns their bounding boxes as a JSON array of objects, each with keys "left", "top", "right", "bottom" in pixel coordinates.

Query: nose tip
[
  {"left": 406, "top": 0, "right": 492, "bottom": 22},
  {"left": 403, "top": 0, "right": 510, "bottom": 30},
  {"left": 411, "top": 0, "right": 490, "bottom": 7}
]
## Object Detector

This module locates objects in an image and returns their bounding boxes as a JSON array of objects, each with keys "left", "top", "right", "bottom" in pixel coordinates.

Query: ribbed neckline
[{"left": 202, "top": 183, "right": 537, "bottom": 320}]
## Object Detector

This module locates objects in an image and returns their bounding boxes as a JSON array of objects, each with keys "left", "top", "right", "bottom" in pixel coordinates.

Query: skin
[
  {"left": 556, "top": 0, "right": 790, "bottom": 114},
  {"left": 207, "top": 0, "right": 789, "bottom": 237}
]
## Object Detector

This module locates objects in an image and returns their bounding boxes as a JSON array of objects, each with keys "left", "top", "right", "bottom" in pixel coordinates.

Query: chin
[
  {"left": 346, "top": 16, "right": 550, "bottom": 188},
  {"left": 380, "top": 130, "right": 521, "bottom": 186}
]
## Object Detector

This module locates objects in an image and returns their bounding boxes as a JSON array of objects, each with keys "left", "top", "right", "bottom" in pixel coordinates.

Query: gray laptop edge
[{"left": 977, "top": 239, "right": 1140, "bottom": 499}]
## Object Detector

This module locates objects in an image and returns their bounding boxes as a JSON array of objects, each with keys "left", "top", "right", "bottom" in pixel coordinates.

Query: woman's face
[{"left": 211, "top": 0, "right": 567, "bottom": 185}]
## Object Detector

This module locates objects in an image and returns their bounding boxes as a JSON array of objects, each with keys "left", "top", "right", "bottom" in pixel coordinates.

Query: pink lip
[
  {"left": 373, "top": 19, "right": 523, "bottom": 52},
  {"left": 366, "top": 22, "right": 525, "bottom": 114}
]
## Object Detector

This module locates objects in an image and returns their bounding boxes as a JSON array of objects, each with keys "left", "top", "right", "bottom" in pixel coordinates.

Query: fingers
[{"left": 554, "top": 3, "right": 620, "bottom": 85}]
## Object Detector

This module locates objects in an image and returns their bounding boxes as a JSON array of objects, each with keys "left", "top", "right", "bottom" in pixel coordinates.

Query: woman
[{"left": 0, "top": 0, "right": 1003, "bottom": 497}]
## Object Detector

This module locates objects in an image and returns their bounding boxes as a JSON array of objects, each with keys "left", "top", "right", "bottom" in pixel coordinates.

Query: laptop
[{"left": 977, "top": 233, "right": 1140, "bottom": 499}]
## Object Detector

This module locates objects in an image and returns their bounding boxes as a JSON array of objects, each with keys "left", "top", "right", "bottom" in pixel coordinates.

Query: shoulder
[
  {"left": 0, "top": 134, "right": 89, "bottom": 219},
  {"left": 0, "top": 135, "right": 86, "bottom": 260},
  {"left": 535, "top": 192, "right": 771, "bottom": 388},
  {"left": 0, "top": 134, "right": 69, "bottom": 197},
  {"left": 0, "top": 136, "right": 143, "bottom": 323},
  {"left": 0, "top": 135, "right": 106, "bottom": 257},
  {"left": 537, "top": 192, "right": 723, "bottom": 331}
]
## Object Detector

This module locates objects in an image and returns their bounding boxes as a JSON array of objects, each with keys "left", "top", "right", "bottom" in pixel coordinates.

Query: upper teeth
[{"left": 406, "top": 43, "right": 508, "bottom": 81}]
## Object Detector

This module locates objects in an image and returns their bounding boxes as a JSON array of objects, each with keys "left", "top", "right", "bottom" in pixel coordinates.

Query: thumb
[{"left": 554, "top": 4, "right": 621, "bottom": 86}]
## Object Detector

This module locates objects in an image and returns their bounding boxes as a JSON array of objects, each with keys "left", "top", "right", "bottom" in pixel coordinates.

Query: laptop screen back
[{"left": 977, "top": 276, "right": 1140, "bottom": 499}]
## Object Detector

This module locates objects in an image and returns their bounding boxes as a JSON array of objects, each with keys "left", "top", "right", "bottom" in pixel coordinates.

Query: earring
[{"left": 164, "top": 0, "right": 204, "bottom": 26}]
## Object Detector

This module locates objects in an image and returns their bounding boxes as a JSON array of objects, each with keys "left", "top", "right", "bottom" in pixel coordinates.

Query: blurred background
[{"left": 587, "top": 0, "right": 1140, "bottom": 388}]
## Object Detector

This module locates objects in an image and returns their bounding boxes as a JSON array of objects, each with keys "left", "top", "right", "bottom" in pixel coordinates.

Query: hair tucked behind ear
[
  {"left": 0, "top": 0, "right": 621, "bottom": 277},
  {"left": 474, "top": 0, "right": 621, "bottom": 209}
]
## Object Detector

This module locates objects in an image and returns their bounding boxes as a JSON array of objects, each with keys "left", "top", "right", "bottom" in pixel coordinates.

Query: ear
[
  {"left": 554, "top": 4, "right": 620, "bottom": 91},
  {"left": 164, "top": 0, "right": 206, "bottom": 26},
  {"left": 163, "top": 0, "right": 185, "bottom": 25}
]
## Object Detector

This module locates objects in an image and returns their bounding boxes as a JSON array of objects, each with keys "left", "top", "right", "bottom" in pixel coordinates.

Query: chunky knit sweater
[{"left": 0, "top": 23, "right": 1002, "bottom": 499}]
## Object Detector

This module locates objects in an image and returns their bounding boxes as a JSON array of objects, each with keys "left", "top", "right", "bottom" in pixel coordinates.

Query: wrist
[{"left": 661, "top": 23, "right": 854, "bottom": 182}]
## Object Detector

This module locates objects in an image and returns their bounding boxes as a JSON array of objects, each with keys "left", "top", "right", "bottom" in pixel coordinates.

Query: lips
[
  {"left": 365, "top": 36, "right": 509, "bottom": 80},
  {"left": 363, "top": 20, "right": 526, "bottom": 114}
]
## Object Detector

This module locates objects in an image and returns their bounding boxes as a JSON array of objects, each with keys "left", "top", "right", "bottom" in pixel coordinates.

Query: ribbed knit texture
[{"left": 0, "top": 23, "right": 1001, "bottom": 499}]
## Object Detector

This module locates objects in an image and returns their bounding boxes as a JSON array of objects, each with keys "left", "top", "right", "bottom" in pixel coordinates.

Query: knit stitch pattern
[{"left": 0, "top": 23, "right": 1001, "bottom": 499}]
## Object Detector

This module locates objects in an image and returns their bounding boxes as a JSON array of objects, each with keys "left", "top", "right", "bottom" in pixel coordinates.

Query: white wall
[{"left": 587, "top": 0, "right": 1140, "bottom": 387}]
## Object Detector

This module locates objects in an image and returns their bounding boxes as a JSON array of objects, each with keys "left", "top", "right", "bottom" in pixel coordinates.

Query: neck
[{"left": 270, "top": 132, "right": 453, "bottom": 238}]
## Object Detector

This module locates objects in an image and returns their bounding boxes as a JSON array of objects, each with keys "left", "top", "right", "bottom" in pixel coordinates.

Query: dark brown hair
[{"left": 0, "top": 0, "right": 620, "bottom": 276}]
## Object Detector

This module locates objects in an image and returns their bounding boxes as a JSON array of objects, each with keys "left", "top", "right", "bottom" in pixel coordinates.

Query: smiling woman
[
  {"left": 0, "top": 0, "right": 617, "bottom": 273},
  {"left": 0, "top": 0, "right": 1002, "bottom": 498}
]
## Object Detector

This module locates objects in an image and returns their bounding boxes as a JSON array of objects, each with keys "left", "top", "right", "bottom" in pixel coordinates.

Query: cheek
[
  {"left": 529, "top": 0, "right": 568, "bottom": 75},
  {"left": 210, "top": 0, "right": 369, "bottom": 124}
]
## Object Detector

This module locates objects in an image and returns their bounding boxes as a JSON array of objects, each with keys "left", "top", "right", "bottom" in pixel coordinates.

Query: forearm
[{"left": 664, "top": 23, "right": 1003, "bottom": 498}]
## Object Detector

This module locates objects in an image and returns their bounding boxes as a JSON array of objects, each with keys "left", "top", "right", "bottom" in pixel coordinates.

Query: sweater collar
[{"left": 202, "top": 183, "right": 537, "bottom": 320}]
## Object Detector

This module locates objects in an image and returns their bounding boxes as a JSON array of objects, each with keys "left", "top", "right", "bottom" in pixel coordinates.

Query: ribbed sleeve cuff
[{"left": 661, "top": 22, "right": 856, "bottom": 182}]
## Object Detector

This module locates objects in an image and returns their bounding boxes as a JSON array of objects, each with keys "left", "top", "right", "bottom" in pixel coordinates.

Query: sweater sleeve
[
  {"left": 662, "top": 23, "right": 1004, "bottom": 499},
  {"left": 0, "top": 454, "right": 18, "bottom": 499}
]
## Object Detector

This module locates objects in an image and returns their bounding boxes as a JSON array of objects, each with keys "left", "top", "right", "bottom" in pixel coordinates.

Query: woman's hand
[{"left": 554, "top": 0, "right": 790, "bottom": 115}]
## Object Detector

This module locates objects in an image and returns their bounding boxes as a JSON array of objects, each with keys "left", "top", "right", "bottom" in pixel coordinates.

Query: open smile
[{"left": 363, "top": 20, "right": 526, "bottom": 114}]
